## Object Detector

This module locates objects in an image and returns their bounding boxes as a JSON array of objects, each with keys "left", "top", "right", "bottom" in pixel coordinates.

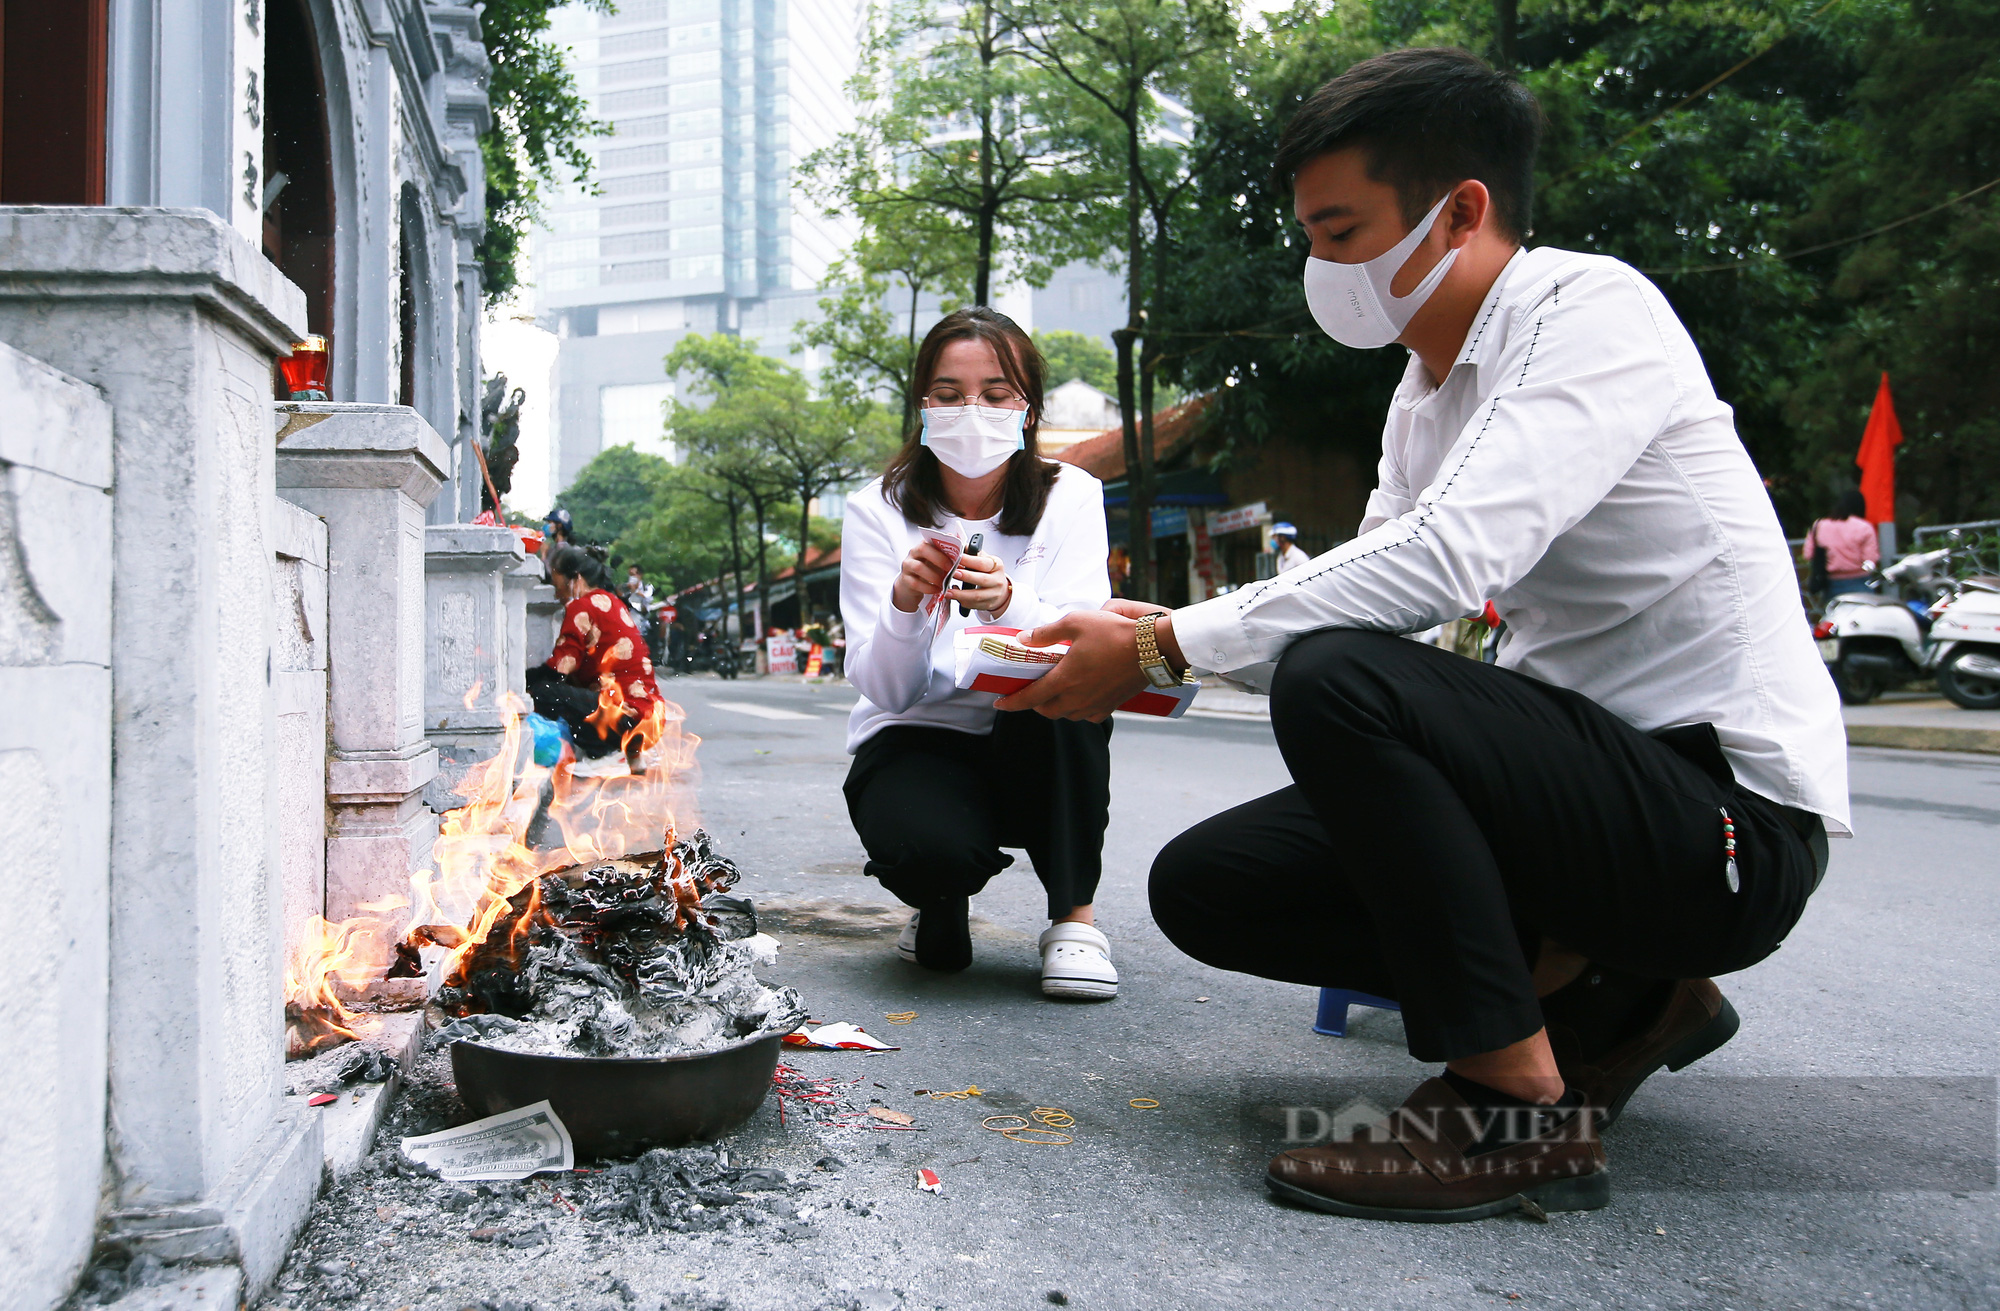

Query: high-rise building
[{"left": 535, "top": 0, "right": 860, "bottom": 496}]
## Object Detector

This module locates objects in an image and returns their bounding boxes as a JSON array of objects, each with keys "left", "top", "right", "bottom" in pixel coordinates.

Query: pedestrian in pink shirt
[{"left": 1803, "top": 490, "right": 1878, "bottom": 598}]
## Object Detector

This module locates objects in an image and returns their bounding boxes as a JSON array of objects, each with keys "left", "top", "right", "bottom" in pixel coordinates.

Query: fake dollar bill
[
  {"left": 918, "top": 526, "right": 966, "bottom": 635},
  {"left": 400, "top": 1100, "right": 575, "bottom": 1181}
]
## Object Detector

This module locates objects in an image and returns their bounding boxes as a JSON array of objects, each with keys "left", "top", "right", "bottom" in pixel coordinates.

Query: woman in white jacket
[{"left": 840, "top": 307, "right": 1119, "bottom": 1000}]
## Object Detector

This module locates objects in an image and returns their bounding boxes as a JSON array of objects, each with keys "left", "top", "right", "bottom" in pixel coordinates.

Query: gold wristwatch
[{"left": 1134, "top": 612, "right": 1181, "bottom": 689}]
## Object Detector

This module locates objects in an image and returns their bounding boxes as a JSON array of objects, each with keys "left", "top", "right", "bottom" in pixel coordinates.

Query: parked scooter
[
  {"left": 684, "top": 622, "right": 741, "bottom": 679},
  {"left": 1929, "top": 576, "right": 2000, "bottom": 712},
  {"left": 1815, "top": 535, "right": 2000, "bottom": 708}
]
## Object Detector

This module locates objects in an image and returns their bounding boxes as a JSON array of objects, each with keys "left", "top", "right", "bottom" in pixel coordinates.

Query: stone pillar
[
  {"left": 423, "top": 525, "right": 525, "bottom": 810},
  {"left": 273, "top": 499, "right": 330, "bottom": 948},
  {"left": 505, "top": 554, "right": 541, "bottom": 701},
  {"left": 526, "top": 573, "right": 563, "bottom": 668},
  {"left": 274, "top": 403, "right": 447, "bottom": 924},
  {"left": 0, "top": 342, "right": 113, "bottom": 1311},
  {"left": 0, "top": 207, "right": 321, "bottom": 1293}
]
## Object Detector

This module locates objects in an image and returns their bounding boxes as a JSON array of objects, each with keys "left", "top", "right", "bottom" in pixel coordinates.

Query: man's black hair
[{"left": 1274, "top": 47, "right": 1545, "bottom": 241}]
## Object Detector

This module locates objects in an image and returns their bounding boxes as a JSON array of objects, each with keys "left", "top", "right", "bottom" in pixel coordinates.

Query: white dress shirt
[
  {"left": 1275, "top": 542, "right": 1312, "bottom": 574},
  {"left": 840, "top": 461, "right": 1111, "bottom": 752},
  {"left": 1172, "top": 246, "right": 1850, "bottom": 831}
]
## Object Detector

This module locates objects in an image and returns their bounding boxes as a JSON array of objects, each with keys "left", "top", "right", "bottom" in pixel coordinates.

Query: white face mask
[
  {"left": 920, "top": 403, "right": 1026, "bottom": 479},
  {"left": 1302, "top": 192, "right": 1459, "bottom": 349}
]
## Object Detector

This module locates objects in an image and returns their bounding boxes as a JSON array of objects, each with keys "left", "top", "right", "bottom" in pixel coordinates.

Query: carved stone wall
[
  {"left": 0, "top": 207, "right": 322, "bottom": 1301},
  {"left": 0, "top": 342, "right": 112, "bottom": 1311},
  {"left": 273, "top": 499, "right": 331, "bottom": 956}
]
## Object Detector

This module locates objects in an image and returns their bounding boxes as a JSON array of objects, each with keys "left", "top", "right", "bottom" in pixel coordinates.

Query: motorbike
[
  {"left": 684, "top": 623, "right": 741, "bottom": 679},
  {"left": 1815, "top": 534, "right": 2000, "bottom": 709}
]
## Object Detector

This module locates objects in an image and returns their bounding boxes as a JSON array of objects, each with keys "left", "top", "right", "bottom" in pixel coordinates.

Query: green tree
[
  {"left": 1784, "top": 0, "right": 2000, "bottom": 524},
  {"left": 615, "top": 465, "right": 737, "bottom": 595},
  {"left": 668, "top": 334, "right": 893, "bottom": 627},
  {"left": 476, "top": 0, "right": 610, "bottom": 304},
  {"left": 809, "top": 0, "right": 1108, "bottom": 308},
  {"left": 555, "top": 443, "right": 674, "bottom": 544},
  {"left": 1035, "top": 328, "right": 1120, "bottom": 390},
  {"left": 1001, "top": 0, "right": 1240, "bottom": 601},
  {"left": 798, "top": 227, "right": 973, "bottom": 439}
]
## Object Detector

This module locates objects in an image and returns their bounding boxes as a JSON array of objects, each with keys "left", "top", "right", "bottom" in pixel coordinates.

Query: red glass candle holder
[{"left": 278, "top": 335, "right": 330, "bottom": 400}]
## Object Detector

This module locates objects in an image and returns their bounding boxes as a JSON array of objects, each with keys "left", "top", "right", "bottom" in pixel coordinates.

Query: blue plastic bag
[{"left": 525, "top": 712, "right": 570, "bottom": 767}]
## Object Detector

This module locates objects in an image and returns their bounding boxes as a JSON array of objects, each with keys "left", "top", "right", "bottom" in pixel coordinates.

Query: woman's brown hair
[{"left": 880, "top": 306, "right": 1060, "bottom": 537}]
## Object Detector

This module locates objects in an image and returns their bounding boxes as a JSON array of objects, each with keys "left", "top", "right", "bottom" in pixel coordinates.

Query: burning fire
[{"left": 283, "top": 680, "right": 701, "bottom": 1055}]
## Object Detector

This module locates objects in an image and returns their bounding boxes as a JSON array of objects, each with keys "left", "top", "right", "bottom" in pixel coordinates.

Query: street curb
[{"left": 1846, "top": 723, "right": 2000, "bottom": 755}]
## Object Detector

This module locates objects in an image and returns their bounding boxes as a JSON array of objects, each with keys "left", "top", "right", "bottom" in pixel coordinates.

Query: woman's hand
[
  {"left": 891, "top": 540, "right": 959, "bottom": 613},
  {"left": 953, "top": 552, "right": 1011, "bottom": 616}
]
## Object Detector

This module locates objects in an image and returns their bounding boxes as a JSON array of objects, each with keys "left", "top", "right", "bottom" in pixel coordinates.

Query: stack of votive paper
[{"left": 952, "top": 625, "right": 1200, "bottom": 718}]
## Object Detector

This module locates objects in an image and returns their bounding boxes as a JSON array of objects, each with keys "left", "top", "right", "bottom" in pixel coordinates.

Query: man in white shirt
[
  {"left": 1271, "top": 523, "right": 1311, "bottom": 574},
  {"left": 997, "top": 47, "right": 1844, "bottom": 1223}
]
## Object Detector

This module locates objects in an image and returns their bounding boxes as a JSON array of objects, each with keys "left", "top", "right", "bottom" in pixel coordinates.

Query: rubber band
[
  {"left": 1001, "top": 1129, "right": 1073, "bottom": 1145},
  {"left": 1128, "top": 1098, "right": 1160, "bottom": 1110},
  {"left": 924, "top": 1085, "right": 982, "bottom": 1100},
  {"left": 982, "top": 1115, "right": 1031, "bottom": 1133},
  {"left": 884, "top": 1011, "right": 917, "bottom": 1025},
  {"left": 1031, "top": 1107, "right": 1075, "bottom": 1129}
]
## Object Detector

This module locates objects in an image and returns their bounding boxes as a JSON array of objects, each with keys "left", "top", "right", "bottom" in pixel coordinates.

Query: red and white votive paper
[{"left": 952, "top": 626, "right": 1199, "bottom": 718}]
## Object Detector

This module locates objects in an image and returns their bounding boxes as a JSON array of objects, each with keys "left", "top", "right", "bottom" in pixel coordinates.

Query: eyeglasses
[{"left": 923, "top": 385, "right": 1026, "bottom": 409}]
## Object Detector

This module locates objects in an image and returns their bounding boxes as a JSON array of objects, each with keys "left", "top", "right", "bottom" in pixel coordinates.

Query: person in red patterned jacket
[{"left": 528, "top": 544, "right": 663, "bottom": 764}]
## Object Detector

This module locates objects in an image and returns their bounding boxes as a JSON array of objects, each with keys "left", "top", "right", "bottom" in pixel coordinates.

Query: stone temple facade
[{"left": 0, "top": 4, "right": 549, "bottom": 1308}]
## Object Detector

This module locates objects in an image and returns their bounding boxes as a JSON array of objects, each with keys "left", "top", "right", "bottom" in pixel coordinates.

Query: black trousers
[
  {"left": 526, "top": 666, "right": 630, "bottom": 759},
  {"left": 845, "top": 714, "right": 1113, "bottom": 920},
  {"left": 1149, "top": 631, "right": 1824, "bottom": 1062}
]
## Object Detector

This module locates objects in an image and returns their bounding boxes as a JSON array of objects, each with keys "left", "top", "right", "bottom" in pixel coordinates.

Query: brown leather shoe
[
  {"left": 1266, "top": 1078, "right": 1609, "bottom": 1222},
  {"left": 1550, "top": 978, "right": 1740, "bottom": 1131}
]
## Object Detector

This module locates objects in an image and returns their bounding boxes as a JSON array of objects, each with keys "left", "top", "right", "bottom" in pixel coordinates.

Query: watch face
[{"left": 1146, "top": 663, "right": 1180, "bottom": 689}]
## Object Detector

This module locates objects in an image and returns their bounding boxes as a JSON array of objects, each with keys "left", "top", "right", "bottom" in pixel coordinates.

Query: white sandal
[{"left": 1039, "top": 922, "right": 1118, "bottom": 1000}]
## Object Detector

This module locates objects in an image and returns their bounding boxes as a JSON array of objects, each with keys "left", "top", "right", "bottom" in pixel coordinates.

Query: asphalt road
[
  {"left": 645, "top": 672, "right": 1999, "bottom": 1311},
  {"left": 267, "top": 675, "right": 1999, "bottom": 1311}
]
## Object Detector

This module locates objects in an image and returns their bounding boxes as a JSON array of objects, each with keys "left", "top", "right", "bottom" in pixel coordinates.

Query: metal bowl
[{"left": 450, "top": 1030, "right": 784, "bottom": 1158}]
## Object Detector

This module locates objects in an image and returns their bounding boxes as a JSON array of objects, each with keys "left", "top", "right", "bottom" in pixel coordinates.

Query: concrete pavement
[{"left": 1843, "top": 690, "right": 2000, "bottom": 755}]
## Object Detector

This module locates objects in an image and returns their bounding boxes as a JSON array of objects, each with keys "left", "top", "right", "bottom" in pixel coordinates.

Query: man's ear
[{"left": 1444, "top": 180, "right": 1493, "bottom": 250}]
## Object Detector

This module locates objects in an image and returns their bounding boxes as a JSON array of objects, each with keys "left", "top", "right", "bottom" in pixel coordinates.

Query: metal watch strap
[{"left": 1135, "top": 613, "right": 1179, "bottom": 689}]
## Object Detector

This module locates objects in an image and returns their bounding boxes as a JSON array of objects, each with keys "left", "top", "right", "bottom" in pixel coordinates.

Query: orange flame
[
  {"left": 284, "top": 915, "right": 397, "bottom": 1056},
  {"left": 283, "top": 676, "right": 701, "bottom": 1048},
  {"left": 463, "top": 677, "right": 484, "bottom": 710}
]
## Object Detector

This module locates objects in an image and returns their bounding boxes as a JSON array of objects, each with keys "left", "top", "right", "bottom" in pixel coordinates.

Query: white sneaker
[
  {"left": 896, "top": 912, "right": 920, "bottom": 963},
  {"left": 1039, "top": 922, "right": 1118, "bottom": 1000}
]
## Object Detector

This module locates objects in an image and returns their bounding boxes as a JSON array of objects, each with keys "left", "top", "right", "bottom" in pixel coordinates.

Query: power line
[
  {"left": 1644, "top": 175, "right": 2000, "bottom": 277},
  {"left": 1547, "top": 0, "right": 1848, "bottom": 188}
]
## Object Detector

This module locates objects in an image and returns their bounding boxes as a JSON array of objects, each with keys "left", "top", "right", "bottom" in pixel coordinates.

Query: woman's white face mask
[
  {"left": 1302, "top": 192, "right": 1458, "bottom": 350},
  {"left": 920, "top": 403, "right": 1026, "bottom": 479}
]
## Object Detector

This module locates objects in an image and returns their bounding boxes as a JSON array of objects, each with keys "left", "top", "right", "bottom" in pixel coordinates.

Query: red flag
[{"left": 1855, "top": 372, "right": 1902, "bottom": 525}]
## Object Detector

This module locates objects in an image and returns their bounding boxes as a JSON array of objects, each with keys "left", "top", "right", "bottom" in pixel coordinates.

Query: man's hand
[{"left": 994, "top": 607, "right": 1153, "bottom": 721}]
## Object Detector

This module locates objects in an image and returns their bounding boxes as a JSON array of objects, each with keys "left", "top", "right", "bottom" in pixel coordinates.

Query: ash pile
[{"left": 427, "top": 830, "right": 805, "bottom": 1059}]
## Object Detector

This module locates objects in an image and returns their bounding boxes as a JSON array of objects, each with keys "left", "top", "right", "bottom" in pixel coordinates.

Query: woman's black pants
[
  {"left": 845, "top": 713, "right": 1113, "bottom": 920},
  {"left": 526, "top": 666, "right": 629, "bottom": 759},
  {"left": 1149, "top": 630, "right": 1826, "bottom": 1063}
]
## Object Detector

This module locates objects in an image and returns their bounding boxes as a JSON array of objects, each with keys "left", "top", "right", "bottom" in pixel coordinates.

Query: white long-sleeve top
[
  {"left": 1172, "top": 246, "right": 1850, "bottom": 832},
  {"left": 840, "top": 461, "right": 1111, "bottom": 752}
]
